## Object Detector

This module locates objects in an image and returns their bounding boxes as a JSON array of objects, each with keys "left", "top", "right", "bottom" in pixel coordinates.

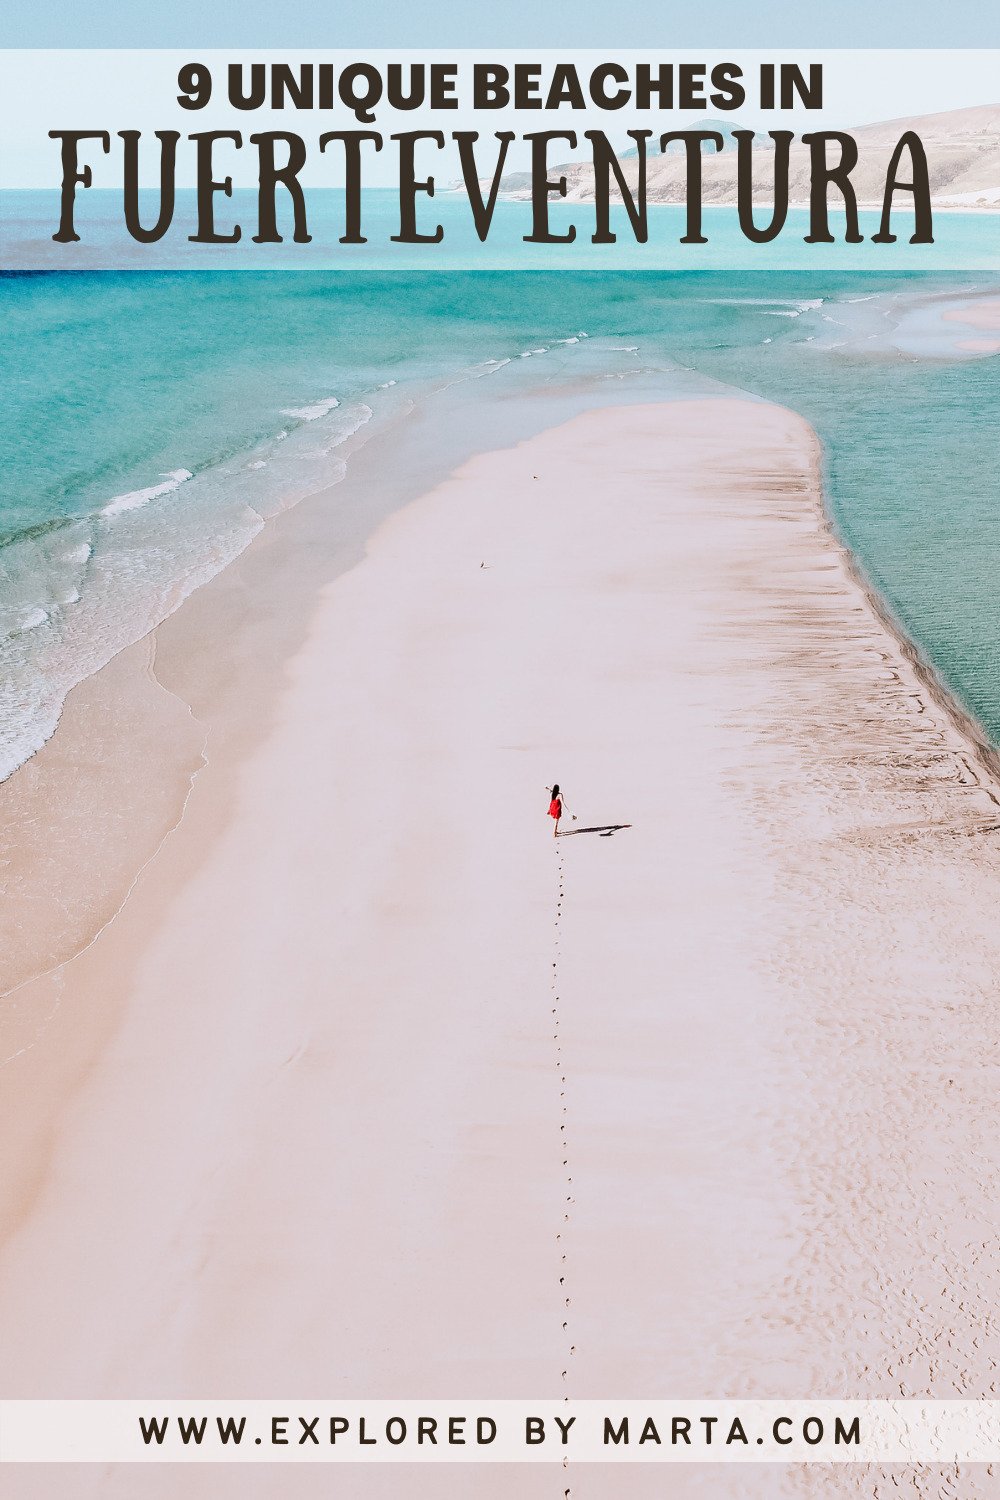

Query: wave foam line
[
  {"left": 101, "top": 469, "right": 193, "bottom": 518},
  {"left": 280, "top": 395, "right": 341, "bottom": 422}
]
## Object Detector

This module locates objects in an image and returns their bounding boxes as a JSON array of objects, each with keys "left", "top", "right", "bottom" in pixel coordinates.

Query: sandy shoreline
[
  {"left": 4, "top": 398, "right": 1000, "bottom": 1497},
  {"left": 942, "top": 297, "right": 1000, "bottom": 353}
]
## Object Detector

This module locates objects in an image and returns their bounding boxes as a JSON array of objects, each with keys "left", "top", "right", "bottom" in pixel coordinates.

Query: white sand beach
[{"left": 3, "top": 399, "right": 1000, "bottom": 1498}]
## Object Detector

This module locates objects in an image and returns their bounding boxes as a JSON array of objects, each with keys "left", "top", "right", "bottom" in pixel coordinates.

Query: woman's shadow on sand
[{"left": 557, "top": 823, "right": 631, "bottom": 839}]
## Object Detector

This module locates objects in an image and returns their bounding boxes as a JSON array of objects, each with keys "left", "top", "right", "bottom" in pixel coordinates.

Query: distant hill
[
  {"left": 497, "top": 103, "right": 1000, "bottom": 208},
  {"left": 624, "top": 117, "right": 740, "bottom": 157}
]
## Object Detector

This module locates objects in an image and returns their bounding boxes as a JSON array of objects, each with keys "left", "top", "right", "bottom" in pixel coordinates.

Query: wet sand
[{"left": 943, "top": 297, "right": 1000, "bottom": 352}]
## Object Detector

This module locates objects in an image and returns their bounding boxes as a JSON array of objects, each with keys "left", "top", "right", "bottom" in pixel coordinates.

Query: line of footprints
[{"left": 552, "top": 844, "right": 573, "bottom": 1498}]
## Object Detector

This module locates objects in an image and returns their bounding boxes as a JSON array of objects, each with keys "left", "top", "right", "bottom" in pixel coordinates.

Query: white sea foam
[
  {"left": 315, "top": 404, "right": 373, "bottom": 454},
  {"left": 18, "top": 607, "right": 49, "bottom": 632},
  {"left": 281, "top": 395, "right": 341, "bottom": 422},
  {"left": 708, "top": 297, "right": 792, "bottom": 307},
  {"left": 713, "top": 298, "right": 824, "bottom": 317},
  {"left": 377, "top": 380, "right": 398, "bottom": 389},
  {"left": 101, "top": 468, "right": 193, "bottom": 518},
  {"left": 471, "top": 358, "right": 513, "bottom": 384},
  {"left": 247, "top": 460, "right": 267, "bottom": 470}
]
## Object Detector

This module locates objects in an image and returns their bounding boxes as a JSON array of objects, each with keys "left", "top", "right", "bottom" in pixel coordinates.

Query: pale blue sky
[{"left": 5, "top": 0, "right": 1000, "bottom": 48}]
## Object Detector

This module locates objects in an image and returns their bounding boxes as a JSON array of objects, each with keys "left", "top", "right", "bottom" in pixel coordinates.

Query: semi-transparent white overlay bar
[
  {"left": 2, "top": 50, "right": 1000, "bottom": 268},
  {"left": 3, "top": 1401, "right": 1000, "bottom": 1462}
]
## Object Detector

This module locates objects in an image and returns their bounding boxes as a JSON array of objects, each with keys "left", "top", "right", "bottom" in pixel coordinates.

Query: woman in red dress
[{"left": 546, "top": 783, "right": 570, "bottom": 838}]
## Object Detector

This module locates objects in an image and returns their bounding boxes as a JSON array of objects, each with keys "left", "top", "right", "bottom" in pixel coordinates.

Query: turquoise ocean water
[
  {"left": 2, "top": 252, "right": 1000, "bottom": 781},
  {"left": 3, "top": 190, "right": 999, "bottom": 272}
]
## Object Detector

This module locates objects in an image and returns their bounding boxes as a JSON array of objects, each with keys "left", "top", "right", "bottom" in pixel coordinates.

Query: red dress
[{"left": 548, "top": 797, "right": 562, "bottom": 819}]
